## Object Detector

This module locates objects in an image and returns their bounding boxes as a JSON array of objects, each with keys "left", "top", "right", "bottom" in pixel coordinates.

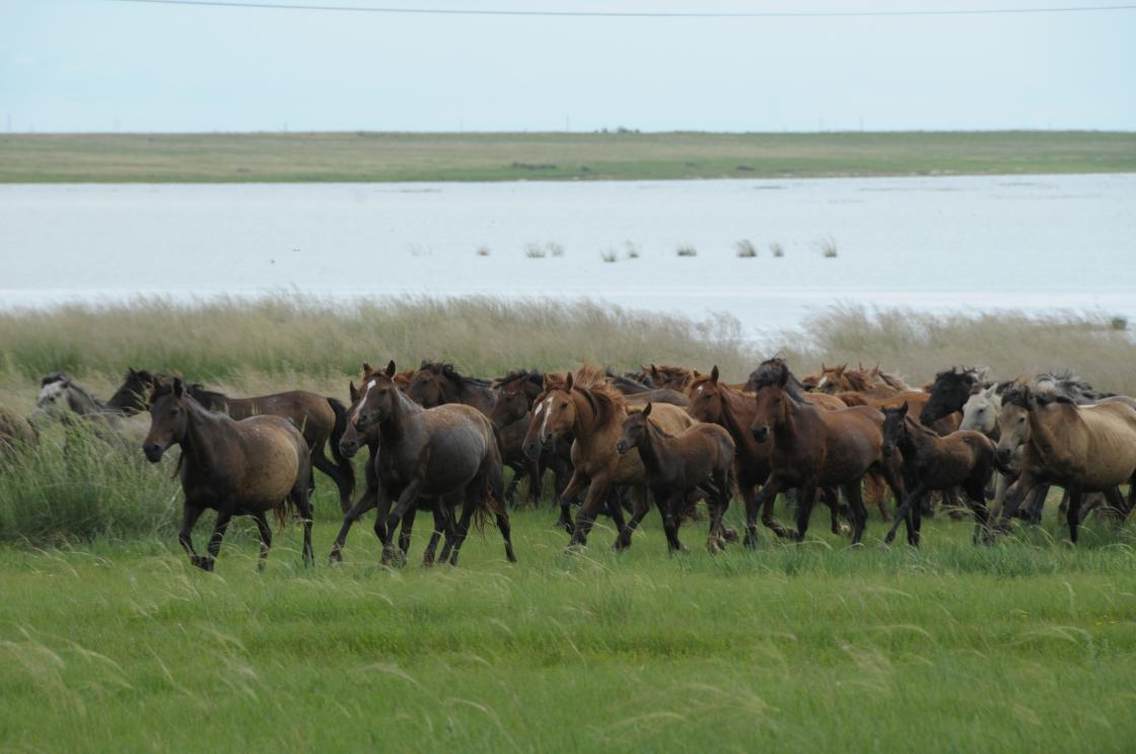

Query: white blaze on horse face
[
  {"left": 815, "top": 375, "right": 829, "bottom": 391},
  {"left": 537, "top": 394, "right": 555, "bottom": 440},
  {"left": 36, "top": 381, "right": 66, "bottom": 408},
  {"left": 352, "top": 380, "right": 376, "bottom": 424}
]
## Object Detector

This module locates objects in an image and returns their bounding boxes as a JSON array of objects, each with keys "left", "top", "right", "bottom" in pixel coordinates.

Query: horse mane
[
  {"left": 748, "top": 358, "right": 808, "bottom": 404},
  {"left": 571, "top": 365, "right": 626, "bottom": 426},
  {"left": 872, "top": 366, "right": 912, "bottom": 391},
  {"left": 841, "top": 368, "right": 872, "bottom": 392},
  {"left": 1000, "top": 382, "right": 1032, "bottom": 408},
  {"left": 492, "top": 369, "right": 543, "bottom": 389},
  {"left": 419, "top": 360, "right": 491, "bottom": 389}
]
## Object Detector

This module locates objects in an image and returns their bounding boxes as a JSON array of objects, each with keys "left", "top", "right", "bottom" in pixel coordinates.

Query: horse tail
[
  {"left": 326, "top": 397, "right": 356, "bottom": 495},
  {"left": 473, "top": 432, "right": 507, "bottom": 533},
  {"left": 275, "top": 498, "right": 291, "bottom": 531}
]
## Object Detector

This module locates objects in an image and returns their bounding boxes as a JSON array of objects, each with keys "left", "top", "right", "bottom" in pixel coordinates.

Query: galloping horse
[
  {"left": 345, "top": 361, "right": 515, "bottom": 567},
  {"left": 616, "top": 402, "right": 735, "bottom": 553},
  {"left": 143, "top": 378, "right": 313, "bottom": 571},
  {"left": 881, "top": 403, "right": 996, "bottom": 546},
  {"left": 995, "top": 385, "right": 1136, "bottom": 543},
  {"left": 687, "top": 366, "right": 849, "bottom": 538},
  {"left": 523, "top": 368, "right": 696, "bottom": 550},
  {"left": 749, "top": 359, "right": 905, "bottom": 545},
  {"left": 108, "top": 368, "right": 355, "bottom": 513},
  {"left": 329, "top": 364, "right": 453, "bottom": 565}
]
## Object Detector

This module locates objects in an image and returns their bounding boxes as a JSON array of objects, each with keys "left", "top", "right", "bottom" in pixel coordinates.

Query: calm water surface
[{"left": 2, "top": 175, "right": 1133, "bottom": 339}]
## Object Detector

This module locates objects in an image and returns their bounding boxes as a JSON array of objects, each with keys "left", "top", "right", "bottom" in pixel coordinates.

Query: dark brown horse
[
  {"left": 749, "top": 359, "right": 905, "bottom": 545},
  {"left": 406, "top": 361, "right": 498, "bottom": 415},
  {"left": 490, "top": 370, "right": 572, "bottom": 505},
  {"left": 328, "top": 364, "right": 454, "bottom": 565},
  {"left": 687, "top": 366, "right": 849, "bottom": 539},
  {"left": 881, "top": 403, "right": 997, "bottom": 546},
  {"left": 109, "top": 368, "right": 355, "bottom": 512},
  {"left": 343, "top": 361, "right": 515, "bottom": 567},
  {"left": 616, "top": 402, "right": 735, "bottom": 553},
  {"left": 143, "top": 378, "right": 313, "bottom": 571}
]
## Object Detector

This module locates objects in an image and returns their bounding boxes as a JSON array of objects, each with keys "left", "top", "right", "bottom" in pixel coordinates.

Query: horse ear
[
  {"left": 777, "top": 368, "right": 789, "bottom": 388},
  {"left": 385, "top": 360, "right": 397, "bottom": 377},
  {"left": 643, "top": 401, "right": 652, "bottom": 417},
  {"left": 710, "top": 365, "right": 720, "bottom": 384},
  {"left": 821, "top": 362, "right": 827, "bottom": 371},
  {"left": 172, "top": 377, "right": 185, "bottom": 397},
  {"left": 650, "top": 364, "right": 660, "bottom": 378},
  {"left": 565, "top": 372, "right": 574, "bottom": 391},
  {"left": 349, "top": 381, "right": 359, "bottom": 401}
]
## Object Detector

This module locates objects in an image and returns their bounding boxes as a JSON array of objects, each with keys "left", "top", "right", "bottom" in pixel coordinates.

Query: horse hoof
[
  {"left": 565, "top": 543, "right": 586, "bottom": 555},
  {"left": 328, "top": 551, "right": 343, "bottom": 565},
  {"left": 721, "top": 527, "right": 739, "bottom": 543},
  {"left": 191, "top": 555, "right": 214, "bottom": 571}
]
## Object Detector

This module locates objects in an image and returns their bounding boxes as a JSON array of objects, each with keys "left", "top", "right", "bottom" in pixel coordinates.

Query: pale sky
[{"left": 2, "top": 0, "right": 1134, "bottom": 133}]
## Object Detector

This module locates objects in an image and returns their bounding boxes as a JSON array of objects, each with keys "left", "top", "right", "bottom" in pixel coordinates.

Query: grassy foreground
[
  {"left": 1, "top": 505, "right": 1134, "bottom": 754},
  {"left": 1, "top": 131, "right": 1133, "bottom": 183}
]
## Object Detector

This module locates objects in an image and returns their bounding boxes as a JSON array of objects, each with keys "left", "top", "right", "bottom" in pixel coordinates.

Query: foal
[
  {"left": 881, "top": 403, "right": 997, "bottom": 546},
  {"left": 616, "top": 403, "right": 736, "bottom": 553}
]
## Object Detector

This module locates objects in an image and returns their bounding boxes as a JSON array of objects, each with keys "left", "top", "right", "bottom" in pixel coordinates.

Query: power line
[{"left": 104, "top": 0, "right": 1136, "bottom": 19}]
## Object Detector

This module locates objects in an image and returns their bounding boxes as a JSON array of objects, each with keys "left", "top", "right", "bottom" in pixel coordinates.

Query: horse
[
  {"left": 523, "top": 367, "right": 697, "bottom": 550},
  {"left": 995, "top": 384, "right": 1136, "bottom": 543},
  {"left": 687, "top": 366, "right": 850, "bottom": 538},
  {"left": 616, "top": 402, "right": 735, "bottom": 553},
  {"left": 329, "top": 364, "right": 456, "bottom": 565},
  {"left": 920, "top": 366, "right": 989, "bottom": 426},
  {"left": 143, "top": 378, "right": 313, "bottom": 571},
  {"left": 748, "top": 358, "right": 905, "bottom": 545},
  {"left": 34, "top": 372, "right": 147, "bottom": 447},
  {"left": 630, "top": 364, "right": 697, "bottom": 392},
  {"left": 107, "top": 368, "right": 355, "bottom": 513},
  {"left": 813, "top": 363, "right": 903, "bottom": 398},
  {"left": 406, "top": 361, "right": 497, "bottom": 416},
  {"left": 490, "top": 370, "right": 572, "bottom": 505},
  {"left": 343, "top": 361, "right": 515, "bottom": 567},
  {"left": 881, "top": 403, "right": 996, "bottom": 546}
]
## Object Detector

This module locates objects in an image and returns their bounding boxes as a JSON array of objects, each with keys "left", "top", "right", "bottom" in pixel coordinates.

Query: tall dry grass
[{"left": 776, "top": 306, "right": 1136, "bottom": 394}]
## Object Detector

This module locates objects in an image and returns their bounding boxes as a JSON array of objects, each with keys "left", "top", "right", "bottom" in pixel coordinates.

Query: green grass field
[
  {"left": 1, "top": 131, "right": 1133, "bottom": 183},
  {"left": 2, "top": 497, "right": 1135, "bottom": 754},
  {"left": 4, "top": 301, "right": 1136, "bottom": 751}
]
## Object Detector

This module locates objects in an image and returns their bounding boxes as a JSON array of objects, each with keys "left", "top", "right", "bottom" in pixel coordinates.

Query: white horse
[{"left": 34, "top": 373, "right": 148, "bottom": 447}]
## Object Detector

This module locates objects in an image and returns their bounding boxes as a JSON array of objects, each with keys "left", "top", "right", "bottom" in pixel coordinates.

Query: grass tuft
[
  {"left": 676, "top": 244, "right": 698, "bottom": 258},
  {"left": 735, "top": 239, "right": 757, "bottom": 258}
]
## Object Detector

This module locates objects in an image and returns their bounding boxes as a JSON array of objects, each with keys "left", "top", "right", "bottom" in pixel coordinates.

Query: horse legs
[
  {"left": 198, "top": 510, "right": 232, "bottom": 571},
  {"left": 997, "top": 472, "right": 1041, "bottom": 533},
  {"left": 1066, "top": 488, "right": 1084, "bottom": 544},
  {"left": 312, "top": 442, "right": 354, "bottom": 514},
  {"left": 821, "top": 487, "right": 846, "bottom": 535},
  {"left": 613, "top": 486, "right": 650, "bottom": 551},
  {"left": 1022, "top": 483, "right": 1051, "bottom": 524},
  {"left": 526, "top": 456, "right": 542, "bottom": 506},
  {"left": 292, "top": 484, "right": 315, "bottom": 567},
  {"left": 398, "top": 505, "right": 418, "bottom": 558},
  {"left": 380, "top": 479, "right": 422, "bottom": 566},
  {"left": 253, "top": 512, "right": 272, "bottom": 571},
  {"left": 793, "top": 483, "right": 819, "bottom": 543},
  {"left": 567, "top": 476, "right": 611, "bottom": 549},
  {"left": 495, "top": 506, "right": 518, "bottom": 564},
  {"left": 178, "top": 503, "right": 206, "bottom": 569},
  {"left": 328, "top": 487, "right": 377, "bottom": 564},
  {"left": 885, "top": 483, "right": 927, "bottom": 546},
  {"left": 753, "top": 475, "right": 792, "bottom": 543},
  {"left": 422, "top": 504, "right": 451, "bottom": 567},
  {"left": 706, "top": 470, "right": 730, "bottom": 553},
  {"left": 661, "top": 492, "right": 686, "bottom": 553},
  {"left": 557, "top": 471, "right": 586, "bottom": 535}
]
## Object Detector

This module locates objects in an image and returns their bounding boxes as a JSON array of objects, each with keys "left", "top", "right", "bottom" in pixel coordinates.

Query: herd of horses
[{"left": 4, "top": 357, "right": 1136, "bottom": 572}]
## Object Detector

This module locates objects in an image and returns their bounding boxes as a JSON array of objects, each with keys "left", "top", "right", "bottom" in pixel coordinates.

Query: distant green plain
[{"left": 1, "top": 130, "right": 1133, "bottom": 183}]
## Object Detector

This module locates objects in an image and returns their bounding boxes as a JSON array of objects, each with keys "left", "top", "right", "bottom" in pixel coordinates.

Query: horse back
[{"left": 225, "top": 390, "right": 336, "bottom": 446}]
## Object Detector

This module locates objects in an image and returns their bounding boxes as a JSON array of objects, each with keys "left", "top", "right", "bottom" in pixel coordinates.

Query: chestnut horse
[
  {"left": 749, "top": 359, "right": 905, "bottom": 545},
  {"left": 523, "top": 368, "right": 696, "bottom": 550},
  {"left": 616, "top": 402, "right": 735, "bottom": 553},
  {"left": 881, "top": 403, "right": 996, "bottom": 546},
  {"left": 687, "top": 366, "right": 849, "bottom": 538},
  {"left": 143, "top": 378, "right": 313, "bottom": 571}
]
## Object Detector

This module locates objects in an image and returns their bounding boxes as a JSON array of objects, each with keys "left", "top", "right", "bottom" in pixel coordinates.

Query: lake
[{"left": 2, "top": 174, "right": 1133, "bottom": 339}]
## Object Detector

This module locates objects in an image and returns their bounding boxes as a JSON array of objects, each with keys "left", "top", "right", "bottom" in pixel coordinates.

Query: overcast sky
[{"left": 2, "top": 0, "right": 1134, "bottom": 133}]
